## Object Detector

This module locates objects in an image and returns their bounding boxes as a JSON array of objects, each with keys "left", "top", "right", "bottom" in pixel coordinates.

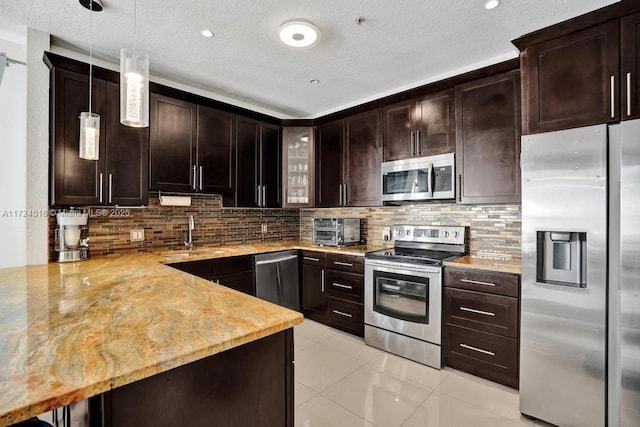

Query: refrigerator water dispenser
[{"left": 536, "top": 231, "right": 587, "bottom": 287}]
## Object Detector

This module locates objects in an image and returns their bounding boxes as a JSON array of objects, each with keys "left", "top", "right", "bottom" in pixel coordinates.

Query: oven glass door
[
  {"left": 373, "top": 270, "right": 429, "bottom": 324},
  {"left": 313, "top": 229, "right": 337, "bottom": 245}
]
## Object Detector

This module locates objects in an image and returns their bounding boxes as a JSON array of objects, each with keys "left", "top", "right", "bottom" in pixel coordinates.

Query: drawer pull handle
[
  {"left": 460, "top": 343, "right": 495, "bottom": 356},
  {"left": 334, "top": 261, "right": 354, "bottom": 267},
  {"left": 460, "top": 307, "right": 495, "bottom": 317},
  {"left": 460, "top": 278, "right": 496, "bottom": 287},
  {"left": 332, "top": 310, "right": 353, "bottom": 318},
  {"left": 303, "top": 256, "right": 320, "bottom": 262},
  {"left": 332, "top": 283, "right": 353, "bottom": 290}
]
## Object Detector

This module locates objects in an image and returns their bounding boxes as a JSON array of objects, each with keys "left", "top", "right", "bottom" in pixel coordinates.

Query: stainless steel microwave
[{"left": 381, "top": 153, "right": 455, "bottom": 202}]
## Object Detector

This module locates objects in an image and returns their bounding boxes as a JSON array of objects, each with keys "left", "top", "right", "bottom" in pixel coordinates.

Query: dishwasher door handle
[{"left": 255, "top": 254, "right": 299, "bottom": 266}]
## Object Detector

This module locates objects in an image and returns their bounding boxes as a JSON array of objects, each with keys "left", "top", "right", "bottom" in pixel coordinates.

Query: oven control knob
[
  {"left": 453, "top": 231, "right": 460, "bottom": 238},
  {"left": 443, "top": 231, "right": 449, "bottom": 238}
]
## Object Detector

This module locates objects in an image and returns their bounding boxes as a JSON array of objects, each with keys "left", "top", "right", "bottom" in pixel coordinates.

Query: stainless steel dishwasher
[{"left": 254, "top": 250, "right": 300, "bottom": 311}]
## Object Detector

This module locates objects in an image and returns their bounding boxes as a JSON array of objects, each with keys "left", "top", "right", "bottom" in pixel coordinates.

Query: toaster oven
[{"left": 312, "top": 217, "right": 361, "bottom": 247}]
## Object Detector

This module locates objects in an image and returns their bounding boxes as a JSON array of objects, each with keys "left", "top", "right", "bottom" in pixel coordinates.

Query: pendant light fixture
[
  {"left": 79, "top": 0, "right": 100, "bottom": 160},
  {"left": 120, "top": 0, "right": 149, "bottom": 127}
]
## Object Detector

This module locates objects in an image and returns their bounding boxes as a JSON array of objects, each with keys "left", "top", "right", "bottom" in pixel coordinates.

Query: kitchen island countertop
[{"left": 0, "top": 245, "right": 307, "bottom": 426}]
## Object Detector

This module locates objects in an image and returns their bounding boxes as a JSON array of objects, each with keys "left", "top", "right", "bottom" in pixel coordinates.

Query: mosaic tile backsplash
[
  {"left": 49, "top": 197, "right": 521, "bottom": 260},
  {"left": 301, "top": 203, "right": 521, "bottom": 260}
]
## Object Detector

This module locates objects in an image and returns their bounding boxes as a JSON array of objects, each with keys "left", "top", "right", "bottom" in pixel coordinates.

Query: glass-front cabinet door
[{"left": 282, "top": 127, "right": 315, "bottom": 207}]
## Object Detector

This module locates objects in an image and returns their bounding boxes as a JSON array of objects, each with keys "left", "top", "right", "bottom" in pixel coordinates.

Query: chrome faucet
[{"left": 184, "top": 215, "right": 195, "bottom": 250}]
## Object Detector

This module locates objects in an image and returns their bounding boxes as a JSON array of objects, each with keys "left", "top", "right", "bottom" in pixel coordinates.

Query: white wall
[
  {"left": 25, "top": 28, "right": 50, "bottom": 265},
  {"left": 0, "top": 27, "right": 27, "bottom": 268}
]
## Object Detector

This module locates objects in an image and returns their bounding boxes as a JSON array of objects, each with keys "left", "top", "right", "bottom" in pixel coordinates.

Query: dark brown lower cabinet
[
  {"left": 444, "top": 267, "right": 520, "bottom": 389},
  {"left": 91, "top": 329, "right": 293, "bottom": 427},
  {"left": 300, "top": 251, "right": 365, "bottom": 337},
  {"left": 168, "top": 255, "right": 254, "bottom": 295}
]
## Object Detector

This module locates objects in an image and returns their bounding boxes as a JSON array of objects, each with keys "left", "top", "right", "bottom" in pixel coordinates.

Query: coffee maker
[{"left": 55, "top": 211, "right": 90, "bottom": 262}]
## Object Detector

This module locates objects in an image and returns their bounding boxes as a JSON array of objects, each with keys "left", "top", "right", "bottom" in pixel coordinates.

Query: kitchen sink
[{"left": 196, "top": 250, "right": 226, "bottom": 255}]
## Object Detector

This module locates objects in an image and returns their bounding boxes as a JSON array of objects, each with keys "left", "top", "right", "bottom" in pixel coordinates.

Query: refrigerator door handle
[{"left": 611, "top": 75, "right": 616, "bottom": 119}]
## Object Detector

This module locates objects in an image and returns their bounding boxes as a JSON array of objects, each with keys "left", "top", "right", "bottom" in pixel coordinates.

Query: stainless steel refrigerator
[{"left": 520, "top": 120, "right": 640, "bottom": 427}]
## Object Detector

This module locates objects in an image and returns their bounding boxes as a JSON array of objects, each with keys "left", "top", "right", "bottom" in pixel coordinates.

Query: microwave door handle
[{"left": 427, "top": 163, "right": 434, "bottom": 197}]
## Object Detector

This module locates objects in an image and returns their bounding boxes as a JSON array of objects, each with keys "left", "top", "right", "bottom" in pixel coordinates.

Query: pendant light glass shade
[
  {"left": 79, "top": 112, "right": 100, "bottom": 160},
  {"left": 120, "top": 48, "right": 149, "bottom": 127}
]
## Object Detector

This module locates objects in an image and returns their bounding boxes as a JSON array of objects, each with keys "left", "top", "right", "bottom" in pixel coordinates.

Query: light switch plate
[{"left": 130, "top": 228, "right": 145, "bottom": 242}]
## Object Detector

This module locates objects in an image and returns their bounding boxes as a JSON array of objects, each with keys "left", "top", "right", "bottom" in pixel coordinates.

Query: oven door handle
[{"left": 365, "top": 259, "right": 441, "bottom": 274}]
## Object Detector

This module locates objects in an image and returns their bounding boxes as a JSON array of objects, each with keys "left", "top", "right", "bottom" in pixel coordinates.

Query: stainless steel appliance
[
  {"left": 520, "top": 122, "right": 640, "bottom": 427},
  {"left": 381, "top": 153, "right": 455, "bottom": 203},
  {"left": 365, "top": 225, "right": 467, "bottom": 368},
  {"left": 312, "top": 217, "right": 361, "bottom": 247},
  {"left": 54, "top": 211, "right": 90, "bottom": 262},
  {"left": 254, "top": 250, "right": 300, "bottom": 311}
]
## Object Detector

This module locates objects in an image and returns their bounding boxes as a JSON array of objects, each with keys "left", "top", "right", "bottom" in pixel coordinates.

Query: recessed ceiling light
[
  {"left": 309, "top": 79, "right": 320, "bottom": 84},
  {"left": 201, "top": 29, "right": 214, "bottom": 38},
  {"left": 485, "top": 0, "right": 500, "bottom": 10},
  {"left": 279, "top": 19, "right": 321, "bottom": 48}
]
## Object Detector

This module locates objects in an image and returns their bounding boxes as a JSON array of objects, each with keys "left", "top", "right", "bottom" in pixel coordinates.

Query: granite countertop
[
  {"left": 0, "top": 248, "right": 305, "bottom": 426},
  {"left": 444, "top": 255, "right": 521, "bottom": 275}
]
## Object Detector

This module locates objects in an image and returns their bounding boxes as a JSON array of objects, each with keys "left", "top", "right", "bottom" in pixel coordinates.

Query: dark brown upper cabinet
[
  {"left": 519, "top": 20, "right": 620, "bottom": 133},
  {"left": 383, "top": 90, "right": 455, "bottom": 161},
  {"left": 235, "top": 117, "right": 281, "bottom": 208},
  {"left": 622, "top": 11, "right": 640, "bottom": 120},
  {"left": 50, "top": 68, "right": 148, "bottom": 206},
  {"left": 315, "top": 120, "right": 344, "bottom": 208},
  {"left": 315, "top": 110, "right": 382, "bottom": 207},
  {"left": 344, "top": 109, "right": 383, "bottom": 207},
  {"left": 455, "top": 70, "right": 521, "bottom": 204},
  {"left": 149, "top": 94, "right": 235, "bottom": 196}
]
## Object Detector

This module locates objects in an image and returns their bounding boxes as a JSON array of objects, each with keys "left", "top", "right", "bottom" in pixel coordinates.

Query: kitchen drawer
[
  {"left": 445, "top": 288, "right": 518, "bottom": 338},
  {"left": 300, "top": 251, "right": 327, "bottom": 267},
  {"left": 326, "top": 253, "right": 364, "bottom": 274},
  {"left": 444, "top": 324, "right": 518, "bottom": 389},
  {"left": 212, "top": 255, "right": 253, "bottom": 275},
  {"left": 444, "top": 267, "right": 519, "bottom": 297},
  {"left": 325, "top": 270, "right": 364, "bottom": 303},
  {"left": 326, "top": 297, "right": 364, "bottom": 337}
]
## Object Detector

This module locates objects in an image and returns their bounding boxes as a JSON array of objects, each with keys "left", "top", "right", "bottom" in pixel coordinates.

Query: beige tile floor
[{"left": 294, "top": 319, "right": 552, "bottom": 427}]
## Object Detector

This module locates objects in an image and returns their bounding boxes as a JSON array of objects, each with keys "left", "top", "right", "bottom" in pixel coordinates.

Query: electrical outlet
[
  {"left": 261, "top": 223, "right": 268, "bottom": 234},
  {"left": 130, "top": 228, "right": 145, "bottom": 242},
  {"left": 382, "top": 227, "right": 391, "bottom": 242}
]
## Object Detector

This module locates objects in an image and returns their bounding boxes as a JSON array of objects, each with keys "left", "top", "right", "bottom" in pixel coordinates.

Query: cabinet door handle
[
  {"left": 332, "top": 309, "right": 353, "bottom": 318},
  {"left": 611, "top": 75, "right": 615, "bottom": 119},
  {"left": 257, "top": 185, "right": 262, "bottom": 207},
  {"left": 321, "top": 269, "right": 325, "bottom": 292},
  {"left": 458, "top": 175, "right": 462, "bottom": 202},
  {"left": 410, "top": 131, "right": 416, "bottom": 157},
  {"left": 460, "top": 343, "right": 495, "bottom": 356},
  {"left": 416, "top": 129, "right": 421, "bottom": 156},
  {"left": 339, "top": 184, "right": 343, "bottom": 206},
  {"left": 627, "top": 72, "right": 632, "bottom": 117},
  {"left": 333, "top": 261, "right": 353, "bottom": 267},
  {"left": 332, "top": 283, "right": 353, "bottom": 290},
  {"left": 108, "top": 173, "right": 113, "bottom": 204},
  {"left": 303, "top": 256, "right": 320, "bottom": 262},
  {"left": 343, "top": 184, "right": 347, "bottom": 206},
  {"left": 199, "top": 166, "right": 203, "bottom": 191},
  {"left": 460, "top": 278, "right": 497, "bottom": 287},
  {"left": 99, "top": 173, "right": 103, "bottom": 203},
  {"left": 262, "top": 186, "right": 266, "bottom": 207},
  {"left": 192, "top": 166, "right": 197, "bottom": 190},
  {"left": 460, "top": 306, "right": 495, "bottom": 317}
]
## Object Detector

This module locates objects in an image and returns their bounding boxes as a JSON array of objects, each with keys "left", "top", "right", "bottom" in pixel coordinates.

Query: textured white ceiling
[{"left": 0, "top": 0, "right": 619, "bottom": 118}]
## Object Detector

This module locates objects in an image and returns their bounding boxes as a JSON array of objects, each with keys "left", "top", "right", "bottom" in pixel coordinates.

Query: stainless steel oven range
[{"left": 365, "top": 225, "right": 467, "bottom": 369}]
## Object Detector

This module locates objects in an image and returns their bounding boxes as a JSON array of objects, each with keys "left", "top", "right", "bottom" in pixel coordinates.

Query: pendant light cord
[
  {"left": 133, "top": 0, "right": 137, "bottom": 54},
  {"left": 88, "top": 0, "right": 93, "bottom": 115}
]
